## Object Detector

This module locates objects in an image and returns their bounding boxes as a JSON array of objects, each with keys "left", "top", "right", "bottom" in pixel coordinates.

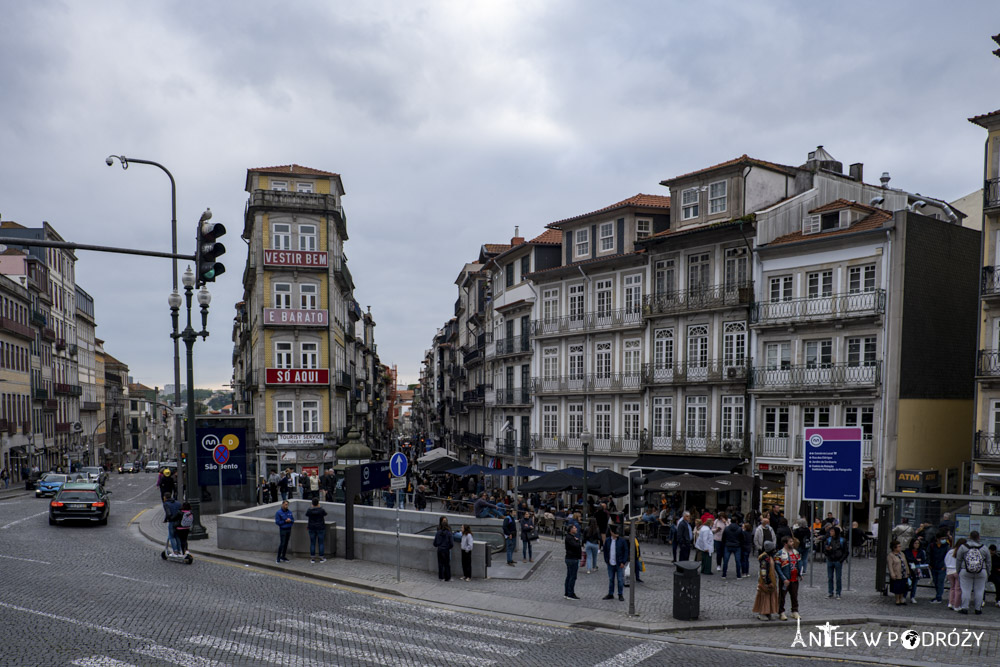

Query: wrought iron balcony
[
  {"left": 81, "top": 401, "right": 101, "bottom": 412},
  {"left": 531, "top": 372, "right": 644, "bottom": 394},
  {"left": 643, "top": 282, "right": 753, "bottom": 318},
  {"left": 498, "top": 435, "right": 530, "bottom": 458},
  {"left": 488, "top": 387, "right": 532, "bottom": 407},
  {"left": 531, "top": 306, "right": 643, "bottom": 338},
  {"left": 463, "top": 346, "right": 482, "bottom": 366},
  {"left": 975, "top": 432, "right": 1000, "bottom": 461},
  {"left": 0, "top": 316, "right": 34, "bottom": 340},
  {"left": 335, "top": 371, "right": 352, "bottom": 390},
  {"left": 530, "top": 434, "right": 643, "bottom": 454},
  {"left": 756, "top": 434, "right": 791, "bottom": 458},
  {"left": 750, "top": 362, "right": 881, "bottom": 391},
  {"left": 32, "top": 387, "right": 48, "bottom": 401},
  {"left": 463, "top": 385, "right": 485, "bottom": 405},
  {"left": 55, "top": 422, "right": 72, "bottom": 433},
  {"left": 454, "top": 297, "right": 464, "bottom": 316},
  {"left": 643, "top": 432, "right": 747, "bottom": 456},
  {"left": 982, "top": 267, "right": 1000, "bottom": 298},
  {"left": 30, "top": 310, "right": 46, "bottom": 327},
  {"left": 462, "top": 431, "right": 484, "bottom": 451},
  {"left": 248, "top": 190, "right": 344, "bottom": 217},
  {"left": 490, "top": 335, "right": 532, "bottom": 359},
  {"left": 752, "top": 289, "right": 885, "bottom": 327},
  {"left": 43, "top": 399, "right": 57, "bottom": 411},
  {"left": 643, "top": 360, "right": 748, "bottom": 385},
  {"left": 985, "top": 177, "right": 1000, "bottom": 210},
  {"left": 977, "top": 350, "right": 1000, "bottom": 378},
  {"left": 41, "top": 327, "right": 55, "bottom": 342}
]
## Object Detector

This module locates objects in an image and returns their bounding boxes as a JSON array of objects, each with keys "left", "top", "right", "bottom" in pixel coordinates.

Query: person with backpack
[
  {"left": 753, "top": 516, "right": 777, "bottom": 556},
  {"left": 502, "top": 508, "right": 517, "bottom": 566},
  {"left": 432, "top": 516, "right": 454, "bottom": 581},
  {"left": 956, "top": 530, "right": 990, "bottom": 614},
  {"left": 305, "top": 497, "right": 328, "bottom": 563},
  {"left": 162, "top": 493, "right": 182, "bottom": 555},
  {"left": 823, "top": 525, "right": 848, "bottom": 599},
  {"left": 175, "top": 501, "right": 194, "bottom": 556}
]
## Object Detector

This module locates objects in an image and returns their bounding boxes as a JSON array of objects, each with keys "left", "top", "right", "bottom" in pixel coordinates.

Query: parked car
[
  {"left": 117, "top": 461, "right": 140, "bottom": 474},
  {"left": 81, "top": 466, "right": 108, "bottom": 486},
  {"left": 49, "top": 482, "right": 111, "bottom": 525},
  {"left": 24, "top": 470, "right": 42, "bottom": 490},
  {"left": 144, "top": 460, "right": 160, "bottom": 474},
  {"left": 34, "top": 473, "right": 69, "bottom": 498}
]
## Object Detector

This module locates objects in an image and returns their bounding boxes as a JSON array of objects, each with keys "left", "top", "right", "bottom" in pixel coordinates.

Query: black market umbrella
[
  {"left": 706, "top": 473, "right": 758, "bottom": 492},
  {"left": 492, "top": 465, "right": 546, "bottom": 477},
  {"left": 445, "top": 464, "right": 493, "bottom": 476},
  {"left": 554, "top": 467, "right": 586, "bottom": 477},
  {"left": 584, "top": 469, "right": 629, "bottom": 497},
  {"left": 420, "top": 456, "right": 463, "bottom": 473},
  {"left": 653, "top": 473, "right": 715, "bottom": 492},
  {"left": 519, "top": 470, "right": 580, "bottom": 493}
]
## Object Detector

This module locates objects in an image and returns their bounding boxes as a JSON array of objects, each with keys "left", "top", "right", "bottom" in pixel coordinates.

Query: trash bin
[{"left": 673, "top": 561, "right": 701, "bottom": 621}]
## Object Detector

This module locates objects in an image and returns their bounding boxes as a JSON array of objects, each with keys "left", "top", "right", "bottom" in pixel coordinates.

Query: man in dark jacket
[
  {"left": 305, "top": 498, "right": 328, "bottom": 563},
  {"left": 602, "top": 525, "right": 628, "bottom": 601},
  {"left": 722, "top": 520, "right": 744, "bottom": 578},
  {"left": 823, "top": 526, "right": 848, "bottom": 598},
  {"left": 927, "top": 534, "right": 950, "bottom": 603},
  {"left": 162, "top": 493, "right": 182, "bottom": 554},
  {"left": 564, "top": 524, "right": 582, "bottom": 599},
  {"left": 502, "top": 509, "right": 517, "bottom": 566},
  {"left": 675, "top": 511, "right": 693, "bottom": 562}
]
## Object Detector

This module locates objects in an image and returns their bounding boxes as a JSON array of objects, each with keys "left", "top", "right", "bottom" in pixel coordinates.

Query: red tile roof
[
  {"left": 527, "top": 250, "right": 646, "bottom": 278},
  {"left": 482, "top": 244, "right": 511, "bottom": 255},
  {"left": 807, "top": 198, "right": 879, "bottom": 215},
  {"left": 546, "top": 194, "right": 671, "bottom": 228},
  {"left": 247, "top": 164, "right": 341, "bottom": 177},
  {"left": 647, "top": 217, "right": 747, "bottom": 240},
  {"left": 660, "top": 154, "right": 798, "bottom": 185},
  {"left": 529, "top": 229, "right": 563, "bottom": 245},
  {"left": 969, "top": 108, "right": 1000, "bottom": 128},
  {"left": 767, "top": 209, "right": 892, "bottom": 246}
]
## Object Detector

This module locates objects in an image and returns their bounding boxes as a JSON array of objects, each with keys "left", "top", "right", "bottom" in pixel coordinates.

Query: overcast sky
[{"left": 2, "top": 1, "right": 999, "bottom": 389}]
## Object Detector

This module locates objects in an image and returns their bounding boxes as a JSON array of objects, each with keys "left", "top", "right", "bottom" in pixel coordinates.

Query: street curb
[{"left": 664, "top": 637, "right": 957, "bottom": 667}]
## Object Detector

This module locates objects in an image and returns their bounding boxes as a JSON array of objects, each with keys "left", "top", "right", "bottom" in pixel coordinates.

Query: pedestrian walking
[
  {"left": 792, "top": 520, "right": 812, "bottom": 574},
  {"left": 888, "top": 539, "right": 910, "bottom": 605},
  {"left": 956, "top": 530, "right": 989, "bottom": 614},
  {"left": 721, "top": 519, "right": 743, "bottom": 578},
  {"left": 904, "top": 536, "right": 927, "bottom": 603},
  {"left": 520, "top": 512, "right": 535, "bottom": 563},
  {"left": 927, "top": 533, "right": 950, "bottom": 603},
  {"left": 741, "top": 522, "right": 753, "bottom": 575},
  {"left": 595, "top": 502, "right": 610, "bottom": 542},
  {"left": 675, "top": 512, "right": 693, "bottom": 562},
  {"left": 753, "top": 517, "right": 776, "bottom": 556},
  {"left": 564, "top": 523, "right": 582, "bottom": 599},
  {"left": 583, "top": 518, "right": 601, "bottom": 574},
  {"left": 502, "top": 508, "right": 517, "bottom": 566},
  {"left": 433, "top": 517, "right": 453, "bottom": 581},
  {"left": 602, "top": 525, "right": 627, "bottom": 601},
  {"left": 891, "top": 517, "right": 914, "bottom": 549},
  {"left": 694, "top": 519, "right": 715, "bottom": 575},
  {"left": 712, "top": 511, "right": 728, "bottom": 570},
  {"left": 988, "top": 545, "right": 1000, "bottom": 606},
  {"left": 305, "top": 498, "right": 327, "bottom": 563},
  {"left": 1, "top": 467, "right": 9, "bottom": 489},
  {"left": 946, "top": 538, "right": 965, "bottom": 610},
  {"left": 175, "top": 502, "right": 193, "bottom": 556},
  {"left": 278, "top": 470, "right": 291, "bottom": 501},
  {"left": 415, "top": 485, "right": 427, "bottom": 511},
  {"left": 274, "top": 499, "right": 294, "bottom": 563},
  {"left": 823, "top": 526, "right": 848, "bottom": 599},
  {"left": 267, "top": 470, "right": 279, "bottom": 504},
  {"left": 775, "top": 536, "right": 803, "bottom": 620},
  {"left": 460, "top": 525, "right": 474, "bottom": 581},
  {"left": 753, "top": 541, "right": 779, "bottom": 621}
]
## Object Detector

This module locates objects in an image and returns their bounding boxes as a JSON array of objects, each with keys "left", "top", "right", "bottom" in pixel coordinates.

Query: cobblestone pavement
[{"left": 0, "top": 476, "right": 873, "bottom": 667}]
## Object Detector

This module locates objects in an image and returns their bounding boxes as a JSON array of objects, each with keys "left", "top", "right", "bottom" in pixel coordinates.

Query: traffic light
[
  {"left": 629, "top": 471, "right": 648, "bottom": 519},
  {"left": 196, "top": 209, "right": 226, "bottom": 285},
  {"left": 180, "top": 452, "right": 187, "bottom": 466},
  {"left": 993, "top": 33, "right": 1000, "bottom": 59}
]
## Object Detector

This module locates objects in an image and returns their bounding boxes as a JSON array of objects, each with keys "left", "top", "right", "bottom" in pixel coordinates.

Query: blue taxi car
[{"left": 35, "top": 473, "right": 69, "bottom": 498}]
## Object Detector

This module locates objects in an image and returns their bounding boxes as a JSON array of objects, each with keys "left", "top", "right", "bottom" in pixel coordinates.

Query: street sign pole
[
  {"left": 389, "top": 452, "right": 408, "bottom": 584},
  {"left": 847, "top": 503, "right": 853, "bottom": 592},
  {"left": 396, "top": 488, "right": 401, "bottom": 583}
]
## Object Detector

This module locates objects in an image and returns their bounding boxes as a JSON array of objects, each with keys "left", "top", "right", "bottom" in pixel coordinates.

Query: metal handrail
[
  {"left": 752, "top": 289, "right": 886, "bottom": 324},
  {"left": 531, "top": 306, "right": 643, "bottom": 337},
  {"left": 643, "top": 281, "right": 753, "bottom": 317},
  {"left": 750, "top": 362, "right": 882, "bottom": 389}
]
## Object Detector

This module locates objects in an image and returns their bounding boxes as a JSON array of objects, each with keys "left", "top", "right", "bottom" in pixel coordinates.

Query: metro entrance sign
[{"left": 803, "top": 427, "right": 863, "bottom": 502}]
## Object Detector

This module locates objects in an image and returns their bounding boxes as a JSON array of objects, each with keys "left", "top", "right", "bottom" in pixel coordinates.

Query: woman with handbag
[
  {"left": 905, "top": 536, "right": 927, "bottom": 604},
  {"left": 888, "top": 539, "right": 911, "bottom": 605},
  {"left": 753, "top": 540, "right": 780, "bottom": 620},
  {"left": 520, "top": 512, "right": 536, "bottom": 563}
]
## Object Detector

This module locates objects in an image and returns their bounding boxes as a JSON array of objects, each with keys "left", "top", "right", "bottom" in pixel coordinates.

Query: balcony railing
[
  {"left": 41, "top": 327, "right": 55, "bottom": 342},
  {"left": 533, "top": 433, "right": 747, "bottom": 456},
  {"left": 81, "top": 401, "right": 101, "bottom": 411},
  {"left": 756, "top": 435, "right": 790, "bottom": 458},
  {"left": 462, "top": 432, "right": 484, "bottom": 451},
  {"left": 0, "top": 316, "right": 34, "bottom": 340},
  {"left": 32, "top": 387, "right": 48, "bottom": 401},
  {"left": 643, "top": 282, "right": 753, "bottom": 318},
  {"left": 977, "top": 350, "right": 1000, "bottom": 378},
  {"left": 531, "top": 372, "right": 644, "bottom": 394},
  {"left": 750, "top": 362, "right": 882, "bottom": 391},
  {"left": 463, "top": 385, "right": 485, "bottom": 404},
  {"left": 975, "top": 432, "right": 1000, "bottom": 461},
  {"left": 55, "top": 422, "right": 72, "bottom": 433},
  {"left": 30, "top": 309, "right": 46, "bottom": 327},
  {"left": 489, "top": 387, "right": 532, "bottom": 407},
  {"left": 43, "top": 399, "right": 57, "bottom": 411},
  {"left": 643, "top": 360, "right": 748, "bottom": 385},
  {"left": 68, "top": 344, "right": 78, "bottom": 356},
  {"left": 531, "top": 306, "right": 643, "bottom": 337},
  {"left": 983, "top": 267, "right": 1000, "bottom": 298},
  {"left": 985, "top": 177, "right": 1000, "bottom": 210},
  {"left": 490, "top": 335, "right": 532, "bottom": 359},
  {"left": 463, "top": 346, "right": 482, "bottom": 365},
  {"left": 498, "top": 435, "right": 530, "bottom": 458},
  {"left": 646, "top": 433, "right": 747, "bottom": 456},
  {"left": 454, "top": 297, "right": 464, "bottom": 316},
  {"left": 249, "top": 190, "right": 344, "bottom": 216},
  {"left": 752, "top": 289, "right": 886, "bottom": 326},
  {"left": 335, "top": 371, "right": 351, "bottom": 390}
]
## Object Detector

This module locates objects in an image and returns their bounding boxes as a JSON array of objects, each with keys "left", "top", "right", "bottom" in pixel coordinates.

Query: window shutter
[
  {"left": 565, "top": 230, "right": 573, "bottom": 264},
  {"left": 802, "top": 215, "right": 821, "bottom": 235},
  {"left": 591, "top": 225, "right": 597, "bottom": 257},
  {"left": 839, "top": 209, "right": 851, "bottom": 229},
  {"left": 617, "top": 218, "right": 625, "bottom": 254}
]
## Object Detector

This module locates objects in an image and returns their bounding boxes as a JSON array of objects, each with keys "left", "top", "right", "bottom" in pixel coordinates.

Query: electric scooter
[{"left": 161, "top": 535, "right": 193, "bottom": 565}]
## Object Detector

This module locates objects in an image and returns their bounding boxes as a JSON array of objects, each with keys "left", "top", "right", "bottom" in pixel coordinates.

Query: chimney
[
  {"left": 880, "top": 171, "right": 891, "bottom": 189},
  {"left": 849, "top": 163, "right": 863, "bottom": 182},
  {"left": 511, "top": 225, "right": 525, "bottom": 245}
]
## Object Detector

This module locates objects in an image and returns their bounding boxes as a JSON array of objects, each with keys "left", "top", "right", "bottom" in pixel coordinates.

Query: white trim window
[
  {"left": 721, "top": 395, "right": 744, "bottom": 438},
  {"left": 575, "top": 228, "right": 590, "bottom": 258},
  {"left": 596, "top": 279, "right": 613, "bottom": 317},
  {"left": 542, "top": 288, "right": 559, "bottom": 322},
  {"left": 301, "top": 400, "right": 319, "bottom": 433},
  {"left": 568, "top": 403, "right": 584, "bottom": 438},
  {"left": 682, "top": 188, "right": 699, "bottom": 220},
  {"left": 845, "top": 405, "right": 874, "bottom": 439},
  {"left": 847, "top": 336, "right": 877, "bottom": 366},
  {"left": 274, "top": 342, "right": 293, "bottom": 369},
  {"left": 300, "top": 283, "right": 318, "bottom": 309},
  {"left": 807, "top": 270, "right": 833, "bottom": 298},
  {"left": 723, "top": 321, "right": 746, "bottom": 368},
  {"left": 763, "top": 406, "right": 789, "bottom": 437},
  {"left": 654, "top": 259, "right": 676, "bottom": 295},
  {"left": 542, "top": 404, "right": 559, "bottom": 439},
  {"left": 623, "top": 274, "right": 642, "bottom": 316},
  {"left": 273, "top": 282, "right": 292, "bottom": 309},
  {"left": 765, "top": 341, "right": 791, "bottom": 369},
  {"left": 300, "top": 342, "right": 318, "bottom": 369},
  {"left": 686, "top": 324, "right": 709, "bottom": 368},
  {"left": 724, "top": 247, "right": 748, "bottom": 290},
  {"left": 295, "top": 181, "right": 314, "bottom": 193},
  {"left": 769, "top": 275, "right": 793, "bottom": 302},
  {"left": 595, "top": 341, "right": 612, "bottom": 378},
  {"left": 803, "top": 406, "right": 831, "bottom": 428},
  {"left": 298, "top": 224, "right": 317, "bottom": 251},
  {"left": 685, "top": 395, "right": 708, "bottom": 438},
  {"left": 272, "top": 223, "right": 291, "bottom": 251},
  {"left": 594, "top": 403, "right": 612, "bottom": 439},
  {"left": 848, "top": 264, "right": 877, "bottom": 293},
  {"left": 636, "top": 219, "right": 651, "bottom": 240},
  {"left": 276, "top": 400, "right": 294, "bottom": 433},
  {"left": 568, "top": 344, "right": 585, "bottom": 380},
  {"left": 709, "top": 180, "right": 727, "bottom": 214},
  {"left": 599, "top": 221, "right": 614, "bottom": 252},
  {"left": 654, "top": 328, "right": 674, "bottom": 369},
  {"left": 992, "top": 400, "right": 1000, "bottom": 435},
  {"left": 804, "top": 339, "right": 833, "bottom": 368},
  {"left": 688, "top": 253, "right": 710, "bottom": 292},
  {"left": 623, "top": 339, "right": 641, "bottom": 376},
  {"left": 270, "top": 180, "right": 288, "bottom": 192},
  {"left": 542, "top": 347, "right": 559, "bottom": 380},
  {"left": 622, "top": 402, "right": 640, "bottom": 440},
  {"left": 652, "top": 397, "right": 673, "bottom": 439},
  {"left": 568, "top": 284, "right": 585, "bottom": 322}
]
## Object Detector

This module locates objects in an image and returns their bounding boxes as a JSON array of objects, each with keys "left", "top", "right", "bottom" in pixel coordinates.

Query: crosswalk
[{"left": 67, "top": 599, "right": 663, "bottom": 667}]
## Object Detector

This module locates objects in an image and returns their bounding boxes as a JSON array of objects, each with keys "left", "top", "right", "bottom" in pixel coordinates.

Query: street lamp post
[
  {"left": 106, "top": 155, "right": 184, "bottom": 482},
  {"left": 170, "top": 263, "right": 211, "bottom": 540},
  {"left": 581, "top": 427, "right": 591, "bottom": 521}
]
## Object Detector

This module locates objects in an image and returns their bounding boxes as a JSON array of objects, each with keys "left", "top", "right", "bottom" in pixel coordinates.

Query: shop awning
[{"left": 629, "top": 454, "right": 742, "bottom": 475}]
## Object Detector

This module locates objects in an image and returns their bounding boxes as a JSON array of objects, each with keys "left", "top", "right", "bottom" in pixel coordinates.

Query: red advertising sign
[
  {"left": 263, "top": 249, "right": 328, "bottom": 268},
  {"left": 265, "top": 368, "right": 330, "bottom": 385},
  {"left": 263, "top": 309, "right": 328, "bottom": 326}
]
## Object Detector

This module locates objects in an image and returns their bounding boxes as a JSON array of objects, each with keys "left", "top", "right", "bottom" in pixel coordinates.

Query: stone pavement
[{"left": 134, "top": 504, "right": 1000, "bottom": 635}]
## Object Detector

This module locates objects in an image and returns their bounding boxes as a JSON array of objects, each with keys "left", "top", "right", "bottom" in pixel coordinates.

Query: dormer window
[
  {"left": 575, "top": 228, "right": 590, "bottom": 258},
  {"left": 682, "top": 188, "right": 699, "bottom": 220},
  {"left": 295, "top": 181, "right": 314, "bottom": 193},
  {"left": 709, "top": 181, "right": 727, "bottom": 214},
  {"left": 271, "top": 180, "right": 288, "bottom": 192},
  {"left": 636, "top": 219, "right": 651, "bottom": 239},
  {"left": 802, "top": 209, "right": 851, "bottom": 235},
  {"left": 599, "top": 222, "right": 614, "bottom": 251}
]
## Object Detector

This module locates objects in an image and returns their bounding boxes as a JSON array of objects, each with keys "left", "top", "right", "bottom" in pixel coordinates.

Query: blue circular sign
[
  {"left": 389, "top": 452, "right": 408, "bottom": 477},
  {"left": 213, "top": 444, "right": 230, "bottom": 466}
]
